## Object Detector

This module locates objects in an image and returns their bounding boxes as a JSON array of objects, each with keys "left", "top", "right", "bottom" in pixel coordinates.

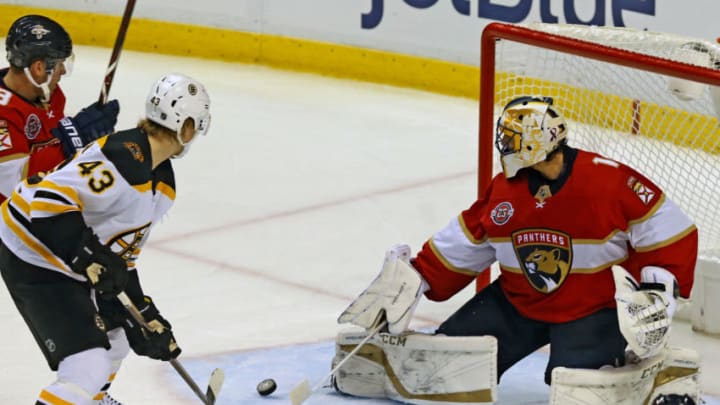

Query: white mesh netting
[{"left": 490, "top": 23, "right": 720, "bottom": 261}]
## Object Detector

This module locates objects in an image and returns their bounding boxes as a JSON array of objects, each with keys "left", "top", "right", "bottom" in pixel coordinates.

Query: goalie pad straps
[
  {"left": 612, "top": 266, "right": 672, "bottom": 359},
  {"left": 550, "top": 347, "right": 700, "bottom": 405},
  {"left": 332, "top": 330, "right": 498, "bottom": 404},
  {"left": 338, "top": 244, "right": 427, "bottom": 334}
]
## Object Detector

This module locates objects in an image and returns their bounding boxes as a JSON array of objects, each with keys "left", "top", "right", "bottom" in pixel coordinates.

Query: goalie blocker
[{"left": 332, "top": 329, "right": 498, "bottom": 404}]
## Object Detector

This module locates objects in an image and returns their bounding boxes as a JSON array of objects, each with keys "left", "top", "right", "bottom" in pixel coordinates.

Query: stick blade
[
  {"left": 289, "top": 379, "right": 311, "bottom": 405},
  {"left": 206, "top": 368, "right": 225, "bottom": 405}
]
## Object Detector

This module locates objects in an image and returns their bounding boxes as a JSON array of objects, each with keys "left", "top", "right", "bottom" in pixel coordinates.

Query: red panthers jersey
[
  {"left": 0, "top": 68, "right": 67, "bottom": 202},
  {"left": 413, "top": 147, "right": 697, "bottom": 323}
]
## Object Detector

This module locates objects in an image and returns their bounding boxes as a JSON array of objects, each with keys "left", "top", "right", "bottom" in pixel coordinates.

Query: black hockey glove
[
  {"left": 123, "top": 296, "right": 182, "bottom": 361},
  {"left": 69, "top": 227, "right": 128, "bottom": 296},
  {"left": 51, "top": 99, "right": 120, "bottom": 158}
]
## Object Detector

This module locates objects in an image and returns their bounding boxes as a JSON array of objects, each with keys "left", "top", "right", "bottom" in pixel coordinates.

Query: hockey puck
[{"left": 256, "top": 378, "right": 277, "bottom": 396}]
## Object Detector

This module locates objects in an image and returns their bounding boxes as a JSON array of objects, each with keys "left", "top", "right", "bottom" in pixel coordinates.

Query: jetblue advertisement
[
  {"left": 361, "top": 0, "right": 656, "bottom": 29},
  {"left": 16, "top": 0, "right": 720, "bottom": 67}
]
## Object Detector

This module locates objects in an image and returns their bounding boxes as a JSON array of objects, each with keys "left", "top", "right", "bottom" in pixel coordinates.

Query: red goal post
[{"left": 475, "top": 23, "right": 720, "bottom": 294}]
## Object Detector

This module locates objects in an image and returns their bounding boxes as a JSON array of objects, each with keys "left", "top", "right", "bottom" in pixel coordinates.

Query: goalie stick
[
  {"left": 117, "top": 292, "right": 224, "bottom": 404},
  {"left": 98, "top": 0, "right": 137, "bottom": 104},
  {"left": 289, "top": 319, "right": 388, "bottom": 405}
]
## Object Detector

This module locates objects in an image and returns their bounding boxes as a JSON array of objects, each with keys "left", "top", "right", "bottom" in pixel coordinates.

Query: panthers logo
[
  {"left": 524, "top": 248, "right": 570, "bottom": 292},
  {"left": 512, "top": 229, "right": 572, "bottom": 293}
]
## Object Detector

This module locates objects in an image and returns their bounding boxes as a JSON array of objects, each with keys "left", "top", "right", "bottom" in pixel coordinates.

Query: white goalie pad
[
  {"left": 550, "top": 351, "right": 665, "bottom": 405},
  {"left": 647, "top": 347, "right": 701, "bottom": 405},
  {"left": 550, "top": 347, "right": 700, "bottom": 405},
  {"left": 338, "top": 244, "right": 426, "bottom": 334},
  {"left": 612, "top": 266, "right": 672, "bottom": 359},
  {"left": 690, "top": 257, "right": 720, "bottom": 335},
  {"left": 333, "top": 329, "right": 498, "bottom": 404}
]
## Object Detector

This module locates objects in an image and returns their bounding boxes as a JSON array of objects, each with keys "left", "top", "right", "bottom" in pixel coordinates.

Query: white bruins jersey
[{"left": 0, "top": 128, "right": 175, "bottom": 281}]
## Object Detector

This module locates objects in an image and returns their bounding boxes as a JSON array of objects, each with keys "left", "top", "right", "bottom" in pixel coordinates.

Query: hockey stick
[
  {"left": 98, "top": 0, "right": 137, "bottom": 104},
  {"left": 288, "top": 319, "right": 388, "bottom": 405},
  {"left": 116, "top": 292, "right": 224, "bottom": 404}
]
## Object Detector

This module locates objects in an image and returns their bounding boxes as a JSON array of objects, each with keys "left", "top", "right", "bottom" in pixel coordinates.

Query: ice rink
[{"left": 0, "top": 44, "right": 718, "bottom": 404}]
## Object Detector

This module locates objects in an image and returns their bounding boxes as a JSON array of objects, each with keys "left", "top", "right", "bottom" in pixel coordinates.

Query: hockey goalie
[{"left": 333, "top": 97, "right": 702, "bottom": 404}]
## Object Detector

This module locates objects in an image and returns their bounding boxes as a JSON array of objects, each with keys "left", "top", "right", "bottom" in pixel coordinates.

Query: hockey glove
[
  {"left": 639, "top": 266, "right": 679, "bottom": 319},
  {"left": 70, "top": 228, "right": 128, "bottom": 296},
  {"left": 123, "top": 296, "right": 182, "bottom": 361},
  {"left": 612, "top": 266, "right": 676, "bottom": 359},
  {"left": 52, "top": 99, "right": 120, "bottom": 158},
  {"left": 338, "top": 244, "right": 427, "bottom": 334}
]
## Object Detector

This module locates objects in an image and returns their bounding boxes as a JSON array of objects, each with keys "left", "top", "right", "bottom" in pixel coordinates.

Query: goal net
[{"left": 478, "top": 23, "right": 720, "bottom": 333}]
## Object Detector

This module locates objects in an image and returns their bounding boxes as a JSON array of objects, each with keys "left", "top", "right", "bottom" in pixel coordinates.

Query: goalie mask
[
  {"left": 495, "top": 96, "right": 568, "bottom": 178},
  {"left": 146, "top": 73, "right": 211, "bottom": 158}
]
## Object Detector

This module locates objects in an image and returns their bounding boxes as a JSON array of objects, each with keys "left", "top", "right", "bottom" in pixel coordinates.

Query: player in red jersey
[
  {"left": 333, "top": 96, "right": 699, "bottom": 404},
  {"left": 0, "top": 14, "right": 121, "bottom": 405},
  {"left": 0, "top": 14, "right": 119, "bottom": 202}
]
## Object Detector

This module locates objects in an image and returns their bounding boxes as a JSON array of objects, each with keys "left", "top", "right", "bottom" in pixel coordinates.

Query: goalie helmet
[
  {"left": 6, "top": 15, "right": 72, "bottom": 70},
  {"left": 146, "top": 73, "right": 211, "bottom": 158},
  {"left": 495, "top": 96, "right": 568, "bottom": 178}
]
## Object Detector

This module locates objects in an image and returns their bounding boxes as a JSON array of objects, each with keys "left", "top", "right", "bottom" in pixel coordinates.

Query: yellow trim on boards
[
  {"left": 0, "top": 5, "right": 716, "bottom": 152},
  {"left": 0, "top": 4, "right": 479, "bottom": 99}
]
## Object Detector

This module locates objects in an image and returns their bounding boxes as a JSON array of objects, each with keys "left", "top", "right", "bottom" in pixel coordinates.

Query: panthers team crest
[{"left": 512, "top": 228, "right": 572, "bottom": 293}]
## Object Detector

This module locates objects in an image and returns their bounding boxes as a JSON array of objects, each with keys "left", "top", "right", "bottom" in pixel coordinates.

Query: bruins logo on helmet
[{"left": 512, "top": 228, "right": 572, "bottom": 293}]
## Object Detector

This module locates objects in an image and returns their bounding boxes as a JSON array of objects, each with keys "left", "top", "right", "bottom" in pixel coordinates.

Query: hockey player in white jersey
[{"left": 0, "top": 72, "right": 211, "bottom": 405}]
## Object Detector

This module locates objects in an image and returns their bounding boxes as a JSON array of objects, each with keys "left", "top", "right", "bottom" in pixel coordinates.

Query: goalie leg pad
[
  {"left": 550, "top": 351, "right": 666, "bottom": 405},
  {"left": 333, "top": 329, "right": 498, "bottom": 404},
  {"left": 332, "top": 330, "right": 387, "bottom": 398},
  {"left": 550, "top": 347, "right": 701, "bottom": 405},
  {"left": 648, "top": 347, "right": 701, "bottom": 405}
]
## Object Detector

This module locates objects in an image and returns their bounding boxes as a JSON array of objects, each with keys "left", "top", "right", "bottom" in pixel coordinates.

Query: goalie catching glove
[
  {"left": 122, "top": 295, "right": 181, "bottom": 361},
  {"left": 338, "top": 244, "right": 427, "bottom": 334},
  {"left": 52, "top": 99, "right": 120, "bottom": 158},
  {"left": 612, "top": 265, "right": 679, "bottom": 359},
  {"left": 69, "top": 227, "right": 128, "bottom": 296}
]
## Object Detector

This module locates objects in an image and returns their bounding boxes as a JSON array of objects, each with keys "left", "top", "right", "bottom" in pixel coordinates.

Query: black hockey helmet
[{"left": 6, "top": 15, "right": 72, "bottom": 70}]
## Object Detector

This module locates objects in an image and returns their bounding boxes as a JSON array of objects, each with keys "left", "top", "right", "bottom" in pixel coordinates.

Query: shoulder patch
[
  {"left": 123, "top": 141, "right": 145, "bottom": 163},
  {"left": 491, "top": 201, "right": 514, "bottom": 225},
  {"left": 627, "top": 176, "right": 656, "bottom": 205},
  {"left": 24, "top": 113, "right": 41, "bottom": 139},
  {"left": 101, "top": 129, "right": 152, "bottom": 186},
  {"left": 0, "top": 126, "right": 12, "bottom": 151}
]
